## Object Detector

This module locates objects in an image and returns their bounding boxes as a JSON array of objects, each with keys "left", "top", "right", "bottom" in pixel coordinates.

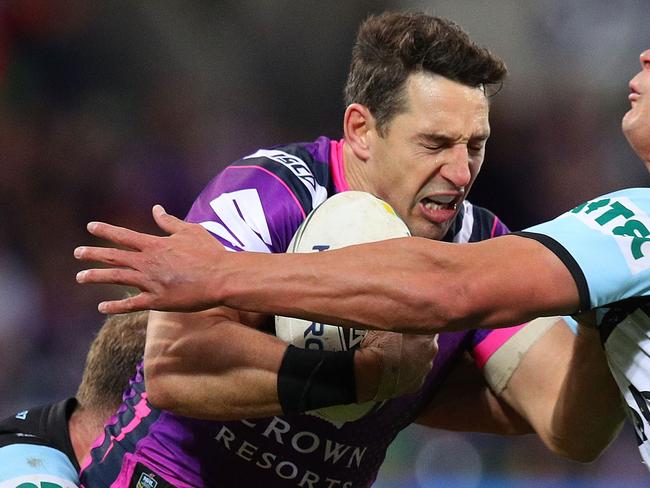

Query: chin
[
  {"left": 623, "top": 121, "right": 650, "bottom": 159},
  {"left": 622, "top": 111, "right": 634, "bottom": 137},
  {"left": 411, "top": 224, "right": 448, "bottom": 241}
]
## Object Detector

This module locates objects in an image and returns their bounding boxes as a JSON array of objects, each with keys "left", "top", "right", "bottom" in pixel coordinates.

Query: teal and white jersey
[
  {"left": 517, "top": 187, "right": 650, "bottom": 468},
  {"left": 0, "top": 399, "right": 80, "bottom": 487},
  {"left": 0, "top": 445, "right": 78, "bottom": 488}
]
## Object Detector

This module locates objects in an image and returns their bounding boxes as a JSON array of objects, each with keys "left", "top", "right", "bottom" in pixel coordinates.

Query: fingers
[
  {"left": 74, "top": 245, "right": 137, "bottom": 267},
  {"left": 76, "top": 267, "right": 149, "bottom": 289},
  {"left": 86, "top": 221, "right": 153, "bottom": 251},
  {"left": 152, "top": 205, "right": 189, "bottom": 235},
  {"left": 98, "top": 293, "right": 153, "bottom": 314}
]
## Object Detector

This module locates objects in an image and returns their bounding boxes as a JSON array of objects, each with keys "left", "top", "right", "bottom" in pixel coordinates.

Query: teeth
[
  {"left": 424, "top": 201, "right": 439, "bottom": 210},
  {"left": 423, "top": 199, "right": 458, "bottom": 211}
]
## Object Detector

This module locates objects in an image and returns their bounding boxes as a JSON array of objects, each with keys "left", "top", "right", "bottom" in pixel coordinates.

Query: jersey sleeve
[
  {"left": 0, "top": 444, "right": 79, "bottom": 487},
  {"left": 185, "top": 149, "right": 329, "bottom": 254},
  {"left": 516, "top": 188, "right": 650, "bottom": 312}
]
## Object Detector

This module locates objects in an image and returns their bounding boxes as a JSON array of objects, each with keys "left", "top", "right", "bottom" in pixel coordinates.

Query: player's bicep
[
  {"left": 496, "top": 317, "right": 573, "bottom": 424},
  {"left": 464, "top": 235, "right": 582, "bottom": 327}
]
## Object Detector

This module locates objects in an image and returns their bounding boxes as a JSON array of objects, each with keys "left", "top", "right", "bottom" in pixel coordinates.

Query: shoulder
[
  {"left": 192, "top": 137, "right": 333, "bottom": 217},
  {"left": 0, "top": 398, "right": 78, "bottom": 472},
  {"left": 187, "top": 137, "right": 337, "bottom": 253},
  {"left": 525, "top": 187, "right": 650, "bottom": 237},
  {"left": 0, "top": 444, "right": 79, "bottom": 486},
  {"left": 515, "top": 187, "right": 650, "bottom": 312},
  {"left": 446, "top": 200, "right": 509, "bottom": 243}
]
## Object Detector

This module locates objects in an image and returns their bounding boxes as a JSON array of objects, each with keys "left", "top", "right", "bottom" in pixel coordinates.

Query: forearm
[
  {"left": 220, "top": 236, "right": 579, "bottom": 334},
  {"left": 144, "top": 311, "right": 382, "bottom": 420},
  {"left": 547, "top": 323, "right": 624, "bottom": 461},
  {"left": 144, "top": 311, "right": 283, "bottom": 419}
]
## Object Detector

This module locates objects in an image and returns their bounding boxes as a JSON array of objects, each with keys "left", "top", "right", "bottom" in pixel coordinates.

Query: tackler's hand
[{"left": 75, "top": 205, "right": 226, "bottom": 314}]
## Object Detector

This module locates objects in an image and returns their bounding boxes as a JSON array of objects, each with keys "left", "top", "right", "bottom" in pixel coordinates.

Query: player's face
[
  {"left": 365, "top": 72, "right": 490, "bottom": 240},
  {"left": 623, "top": 49, "right": 650, "bottom": 169}
]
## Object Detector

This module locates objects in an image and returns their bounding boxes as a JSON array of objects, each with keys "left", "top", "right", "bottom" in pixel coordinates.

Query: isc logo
[{"left": 570, "top": 196, "right": 650, "bottom": 273}]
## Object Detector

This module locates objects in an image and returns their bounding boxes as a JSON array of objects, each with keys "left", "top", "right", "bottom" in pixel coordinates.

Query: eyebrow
[{"left": 416, "top": 131, "right": 490, "bottom": 145}]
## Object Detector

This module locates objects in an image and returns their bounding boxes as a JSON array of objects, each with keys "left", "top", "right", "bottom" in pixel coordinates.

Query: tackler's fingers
[{"left": 86, "top": 221, "right": 156, "bottom": 251}]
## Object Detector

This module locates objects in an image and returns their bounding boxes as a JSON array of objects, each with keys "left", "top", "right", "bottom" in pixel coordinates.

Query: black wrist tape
[{"left": 277, "top": 345, "right": 357, "bottom": 415}]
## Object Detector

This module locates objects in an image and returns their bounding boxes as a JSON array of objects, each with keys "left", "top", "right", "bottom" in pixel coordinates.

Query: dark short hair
[
  {"left": 76, "top": 311, "right": 148, "bottom": 413},
  {"left": 344, "top": 12, "right": 507, "bottom": 135}
]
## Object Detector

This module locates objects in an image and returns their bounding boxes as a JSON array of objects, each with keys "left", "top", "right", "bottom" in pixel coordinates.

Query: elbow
[
  {"left": 545, "top": 439, "right": 604, "bottom": 464},
  {"left": 542, "top": 420, "right": 624, "bottom": 463}
]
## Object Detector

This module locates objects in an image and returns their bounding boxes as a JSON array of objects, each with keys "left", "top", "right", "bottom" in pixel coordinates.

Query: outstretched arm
[{"left": 76, "top": 206, "right": 580, "bottom": 334}]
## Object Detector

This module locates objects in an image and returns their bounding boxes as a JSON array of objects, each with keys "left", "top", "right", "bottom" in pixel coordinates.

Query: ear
[{"left": 343, "top": 103, "right": 375, "bottom": 161}]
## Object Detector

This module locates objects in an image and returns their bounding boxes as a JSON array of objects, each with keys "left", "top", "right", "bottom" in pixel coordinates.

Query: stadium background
[{"left": 1, "top": 1, "right": 649, "bottom": 486}]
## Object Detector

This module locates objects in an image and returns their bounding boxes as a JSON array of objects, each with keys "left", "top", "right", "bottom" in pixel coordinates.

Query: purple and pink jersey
[{"left": 81, "top": 136, "right": 517, "bottom": 488}]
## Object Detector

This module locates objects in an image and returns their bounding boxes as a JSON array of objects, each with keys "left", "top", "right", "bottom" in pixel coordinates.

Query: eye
[{"left": 423, "top": 144, "right": 443, "bottom": 152}]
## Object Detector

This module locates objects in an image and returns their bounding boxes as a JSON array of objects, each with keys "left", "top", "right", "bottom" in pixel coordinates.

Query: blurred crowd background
[{"left": 1, "top": 1, "right": 649, "bottom": 486}]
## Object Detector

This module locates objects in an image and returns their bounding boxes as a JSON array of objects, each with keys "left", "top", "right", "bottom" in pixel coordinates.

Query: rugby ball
[{"left": 275, "top": 191, "right": 411, "bottom": 423}]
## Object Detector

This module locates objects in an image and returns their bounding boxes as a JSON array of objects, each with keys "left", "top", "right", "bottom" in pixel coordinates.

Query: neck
[
  {"left": 68, "top": 407, "right": 107, "bottom": 465},
  {"left": 341, "top": 141, "right": 372, "bottom": 193}
]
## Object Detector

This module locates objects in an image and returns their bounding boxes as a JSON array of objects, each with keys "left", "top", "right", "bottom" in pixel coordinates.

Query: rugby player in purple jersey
[{"left": 75, "top": 12, "right": 623, "bottom": 487}]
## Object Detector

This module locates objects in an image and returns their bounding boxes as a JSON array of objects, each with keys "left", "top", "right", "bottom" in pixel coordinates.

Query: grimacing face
[
  {"left": 364, "top": 72, "right": 490, "bottom": 240},
  {"left": 623, "top": 49, "right": 650, "bottom": 169}
]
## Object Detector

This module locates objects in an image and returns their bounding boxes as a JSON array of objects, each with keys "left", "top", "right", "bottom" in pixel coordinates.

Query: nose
[
  {"left": 440, "top": 145, "right": 472, "bottom": 188},
  {"left": 641, "top": 49, "right": 650, "bottom": 68}
]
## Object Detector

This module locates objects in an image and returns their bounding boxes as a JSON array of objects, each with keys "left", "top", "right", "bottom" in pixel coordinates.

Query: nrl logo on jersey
[
  {"left": 136, "top": 473, "right": 158, "bottom": 488},
  {"left": 570, "top": 195, "right": 650, "bottom": 273}
]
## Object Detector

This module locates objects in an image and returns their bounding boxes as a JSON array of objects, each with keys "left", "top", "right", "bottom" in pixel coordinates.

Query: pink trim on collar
[{"left": 330, "top": 139, "right": 350, "bottom": 192}]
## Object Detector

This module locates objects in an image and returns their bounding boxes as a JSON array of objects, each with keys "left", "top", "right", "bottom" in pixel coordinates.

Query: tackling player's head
[
  {"left": 623, "top": 49, "right": 650, "bottom": 169},
  {"left": 76, "top": 311, "right": 148, "bottom": 419},
  {"left": 342, "top": 12, "right": 507, "bottom": 240}
]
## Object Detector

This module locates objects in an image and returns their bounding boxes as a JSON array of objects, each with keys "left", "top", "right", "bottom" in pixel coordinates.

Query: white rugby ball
[{"left": 275, "top": 191, "right": 411, "bottom": 424}]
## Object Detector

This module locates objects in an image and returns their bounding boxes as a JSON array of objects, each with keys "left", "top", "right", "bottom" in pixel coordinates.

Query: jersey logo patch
[
  {"left": 570, "top": 196, "right": 650, "bottom": 273},
  {"left": 129, "top": 463, "right": 175, "bottom": 488},
  {"left": 136, "top": 473, "right": 157, "bottom": 488}
]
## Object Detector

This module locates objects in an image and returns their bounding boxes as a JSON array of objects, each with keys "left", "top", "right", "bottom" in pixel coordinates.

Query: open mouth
[
  {"left": 422, "top": 194, "right": 459, "bottom": 211},
  {"left": 419, "top": 195, "right": 461, "bottom": 224}
]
